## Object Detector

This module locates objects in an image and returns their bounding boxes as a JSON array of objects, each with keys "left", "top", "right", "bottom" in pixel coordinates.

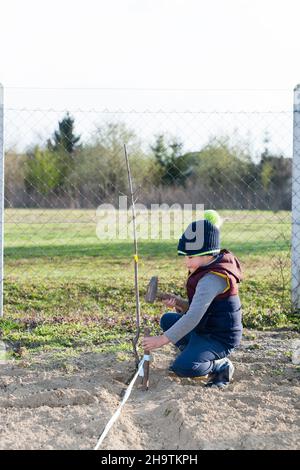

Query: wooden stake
[
  {"left": 124, "top": 144, "right": 141, "bottom": 368},
  {"left": 141, "top": 327, "right": 151, "bottom": 390}
]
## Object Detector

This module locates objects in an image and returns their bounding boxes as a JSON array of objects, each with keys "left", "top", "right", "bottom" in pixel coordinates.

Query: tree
[
  {"left": 47, "top": 112, "right": 81, "bottom": 155},
  {"left": 190, "top": 136, "right": 255, "bottom": 209},
  {"left": 150, "top": 135, "right": 192, "bottom": 186},
  {"left": 66, "top": 121, "right": 148, "bottom": 206},
  {"left": 24, "top": 147, "right": 62, "bottom": 196},
  {"left": 45, "top": 113, "right": 81, "bottom": 192},
  {"left": 258, "top": 154, "right": 292, "bottom": 209}
]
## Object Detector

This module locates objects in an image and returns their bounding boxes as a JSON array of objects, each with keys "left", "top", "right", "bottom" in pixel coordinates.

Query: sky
[
  {"left": 1, "top": 0, "right": 300, "bottom": 91},
  {"left": 0, "top": 0, "right": 299, "bottom": 153}
]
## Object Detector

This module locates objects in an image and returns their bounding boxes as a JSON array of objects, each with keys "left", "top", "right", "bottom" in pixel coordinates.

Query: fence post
[
  {"left": 292, "top": 84, "right": 300, "bottom": 312},
  {"left": 0, "top": 84, "right": 3, "bottom": 317}
]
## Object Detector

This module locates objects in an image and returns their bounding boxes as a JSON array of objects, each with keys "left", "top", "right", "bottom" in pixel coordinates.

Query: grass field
[{"left": 1, "top": 208, "right": 298, "bottom": 361}]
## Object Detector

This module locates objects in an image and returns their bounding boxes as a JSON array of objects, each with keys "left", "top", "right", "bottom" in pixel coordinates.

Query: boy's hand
[
  {"left": 142, "top": 334, "right": 170, "bottom": 351},
  {"left": 162, "top": 297, "right": 177, "bottom": 308},
  {"left": 162, "top": 296, "right": 187, "bottom": 313}
]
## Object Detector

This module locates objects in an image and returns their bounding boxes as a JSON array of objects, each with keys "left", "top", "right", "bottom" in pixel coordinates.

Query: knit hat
[{"left": 177, "top": 210, "right": 222, "bottom": 257}]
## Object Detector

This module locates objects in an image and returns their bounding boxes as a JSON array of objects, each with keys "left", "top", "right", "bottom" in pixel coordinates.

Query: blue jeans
[{"left": 160, "top": 312, "right": 234, "bottom": 377}]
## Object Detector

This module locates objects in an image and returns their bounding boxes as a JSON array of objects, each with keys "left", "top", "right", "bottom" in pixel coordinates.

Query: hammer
[{"left": 144, "top": 276, "right": 188, "bottom": 312}]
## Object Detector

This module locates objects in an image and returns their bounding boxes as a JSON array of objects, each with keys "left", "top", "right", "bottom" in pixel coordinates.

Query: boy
[{"left": 142, "top": 211, "right": 243, "bottom": 388}]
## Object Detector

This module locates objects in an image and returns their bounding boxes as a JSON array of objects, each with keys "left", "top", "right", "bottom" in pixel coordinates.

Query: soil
[{"left": 0, "top": 329, "right": 299, "bottom": 450}]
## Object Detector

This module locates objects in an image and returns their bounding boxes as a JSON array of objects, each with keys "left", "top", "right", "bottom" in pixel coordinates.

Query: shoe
[
  {"left": 206, "top": 358, "right": 234, "bottom": 389},
  {"left": 167, "top": 366, "right": 208, "bottom": 382}
]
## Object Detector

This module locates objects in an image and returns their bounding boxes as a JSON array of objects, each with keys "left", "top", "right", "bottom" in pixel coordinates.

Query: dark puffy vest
[{"left": 186, "top": 249, "right": 243, "bottom": 348}]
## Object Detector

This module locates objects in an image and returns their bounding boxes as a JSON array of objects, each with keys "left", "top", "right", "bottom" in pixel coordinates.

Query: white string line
[{"left": 94, "top": 355, "right": 150, "bottom": 451}]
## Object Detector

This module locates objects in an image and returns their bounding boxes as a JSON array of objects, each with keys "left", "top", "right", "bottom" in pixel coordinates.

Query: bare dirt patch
[{"left": 0, "top": 329, "right": 299, "bottom": 450}]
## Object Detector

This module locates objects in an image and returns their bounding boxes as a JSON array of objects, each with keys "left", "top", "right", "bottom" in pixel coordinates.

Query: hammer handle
[{"left": 157, "top": 292, "right": 189, "bottom": 312}]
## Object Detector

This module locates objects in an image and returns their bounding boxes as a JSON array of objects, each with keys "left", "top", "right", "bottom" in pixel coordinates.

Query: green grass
[{"left": 1, "top": 208, "right": 297, "bottom": 359}]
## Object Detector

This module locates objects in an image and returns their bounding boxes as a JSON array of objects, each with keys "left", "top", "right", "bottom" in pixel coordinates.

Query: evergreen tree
[
  {"left": 47, "top": 112, "right": 80, "bottom": 155},
  {"left": 151, "top": 135, "right": 190, "bottom": 185}
]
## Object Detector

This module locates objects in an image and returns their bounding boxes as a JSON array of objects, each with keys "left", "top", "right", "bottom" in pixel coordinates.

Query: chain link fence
[{"left": 1, "top": 85, "right": 300, "bottom": 323}]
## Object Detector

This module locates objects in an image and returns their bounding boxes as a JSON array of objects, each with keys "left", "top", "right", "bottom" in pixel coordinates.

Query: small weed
[
  {"left": 283, "top": 351, "right": 292, "bottom": 358},
  {"left": 164, "top": 408, "right": 172, "bottom": 417},
  {"left": 243, "top": 333, "right": 257, "bottom": 340},
  {"left": 272, "top": 368, "right": 284, "bottom": 376}
]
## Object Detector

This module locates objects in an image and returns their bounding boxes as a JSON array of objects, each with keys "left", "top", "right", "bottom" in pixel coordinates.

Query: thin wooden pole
[
  {"left": 141, "top": 327, "right": 151, "bottom": 390},
  {"left": 124, "top": 144, "right": 141, "bottom": 368}
]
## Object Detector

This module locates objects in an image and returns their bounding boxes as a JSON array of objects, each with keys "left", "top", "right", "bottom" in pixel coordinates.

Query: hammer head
[{"left": 144, "top": 276, "right": 158, "bottom": 303}]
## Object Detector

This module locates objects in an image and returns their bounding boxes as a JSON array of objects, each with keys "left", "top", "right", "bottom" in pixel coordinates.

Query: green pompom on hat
[{"left": 203, "top": 209, "right": 223, "bottom": 229}]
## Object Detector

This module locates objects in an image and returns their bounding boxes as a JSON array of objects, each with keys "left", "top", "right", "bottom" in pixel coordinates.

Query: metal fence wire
[{"left": 0, "top": 85, "right": 300, "bottom": 321}]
